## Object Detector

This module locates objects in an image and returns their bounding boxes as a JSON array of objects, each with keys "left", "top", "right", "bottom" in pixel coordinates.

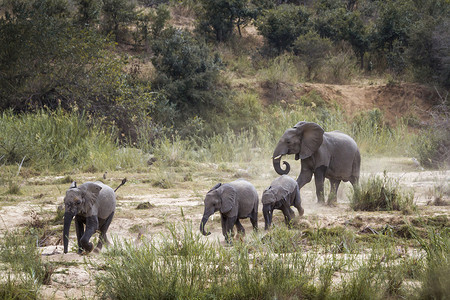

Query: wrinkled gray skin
[
  {"left": 63, "top": 181, "right": 116, "bottom": 254},
  {"left": 273, "top": 122, "right": 360, "bottom": 205},
  {"left": 200, "top": 179, "right": 258, "bottom": 244},
  {"left": 262, "top": 175, "right": 304, "bottom": 230}
]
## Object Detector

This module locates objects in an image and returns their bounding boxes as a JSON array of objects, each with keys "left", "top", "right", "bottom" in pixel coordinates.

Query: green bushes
[
  {"left": 0, "top": 109, "right": 146, "bottom": 172},
  {"left": 351, "top": 172, "right": 415, "bottom": 213},
  {"left": 94, "top": 222, "right": 448, "bottom": 299},
  {"left": 0, "top": 231, "right": 48, "bottom": 299}
]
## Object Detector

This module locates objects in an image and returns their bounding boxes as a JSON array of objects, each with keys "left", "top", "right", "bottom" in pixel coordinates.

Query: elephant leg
[
  {"left": 281, "top": 205, "right": 294, "bottom": 228},
  {"left": 235, "top": 219, "right": 245, "bottom": 236},
  {"left": 80, "top": 216, "right": 99, "bottom": 253},
  {"left": 314, "top": 166, "right": 327, "bottom": 203},
  {"left": 293, "top": 187, "right": 304, "bottom": 216},
  {"left": 249, "top": 210, "right": 258, "bottom": 232},
  {"left": 221, "top": 215, "right": 227, "bottom": 237},
  {"left": 95, "top": 211, "right": 114, "bottom": 252},
  {"left": 224, "top": 216, "right": 237, "bottom": 244},
  {"left": 327, "top": 179, "right": 340, "bottom": 205},
  {"left": 74, "top": 216, "right": 85, "bottom": 254},
  {"left": 297, "top": 169, "right": 313, "bottom": 189},
  {"left": 293, "top": 200, "right": 304, "bottom": 217}
]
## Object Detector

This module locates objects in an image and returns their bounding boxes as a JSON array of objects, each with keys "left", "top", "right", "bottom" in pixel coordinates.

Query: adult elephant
[
  {"left": 63, "top": 181, "right": 117, "bottom": 254},
  {"left": 200, "top": 179, "right": 258, "bottom": 244},
  {"left": 272, "top": 121, "right": 360, "bottom": 205}
]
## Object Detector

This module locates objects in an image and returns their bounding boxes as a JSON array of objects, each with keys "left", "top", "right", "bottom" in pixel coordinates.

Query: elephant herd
[{"left": 63, "top": 122, "right": 361, "bottom": 253}]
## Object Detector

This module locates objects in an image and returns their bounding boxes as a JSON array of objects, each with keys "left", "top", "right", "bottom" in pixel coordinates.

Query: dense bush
[
  {"left": 415, "top": 99, "right": 450, "bottom": 169},
  {"left": 256, "top": 4, "right": 311, "bottom": 54},
  {"left": 151, "top": 27, "right": 229, "bottom": 136},
  {"left": 196, "top": 0, "right": 256, "bottom": 42},
  {"left": 351, "top": 172, "right": 415, "bottom": 213},
  {"left": 0, "top": 109, "right": 147, "bottom": 171}
]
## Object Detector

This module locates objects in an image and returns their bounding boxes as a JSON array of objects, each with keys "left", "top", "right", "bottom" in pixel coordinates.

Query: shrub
[
  {"left": 151, "top": 28, "right": 227, "bottom": 134},
  {"left": 414, "top": 97, "right": 450, "bottom": 169},
  {"left": 0, "top": 230, "right": 48, "bottom": 297},
  {"left": 0, "top": 109, "right": 145, "bottom": 171},
  {"left": 256, "top": 4, "right": 312, "bottom": 54},
  {"left": 351, "top": 171, "right": 415, "bottom": 212},
  {"left": 293, "top": 31, "right": 332, "bottom": 80}
]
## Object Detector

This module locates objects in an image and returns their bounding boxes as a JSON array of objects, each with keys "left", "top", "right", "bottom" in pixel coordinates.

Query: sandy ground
[{"left": 0, "top": 157, "right": 448, "bottom": 299}]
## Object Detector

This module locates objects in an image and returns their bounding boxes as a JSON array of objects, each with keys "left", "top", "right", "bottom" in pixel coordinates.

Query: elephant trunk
[
  {"left": 63, "top": 212, "right": 75, "bottom": 254},
  {"left": 200, "top": 216, "right": 211, "bottom": 236},
  {"left": 272, "top": 157, "right": 290, "bottom": 175},
  {"left": 272, "top": 144, "right": 290, "bottom": 175},
  {"left": 263, "top": 206, "right": 272, "bottom": 230}
]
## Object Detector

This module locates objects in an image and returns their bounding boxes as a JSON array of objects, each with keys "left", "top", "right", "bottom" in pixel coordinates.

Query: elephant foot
[
  {"left": 327, "top": 201, "right": 337, "bottom": 207},
  {"left": 93, "top": 247, "right": 101, "bottom": 254}
]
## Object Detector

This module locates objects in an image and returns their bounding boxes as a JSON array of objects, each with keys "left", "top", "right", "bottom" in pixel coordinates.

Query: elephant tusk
[{"left": 273, "top": 155, "right": 282, "bottom": 160}]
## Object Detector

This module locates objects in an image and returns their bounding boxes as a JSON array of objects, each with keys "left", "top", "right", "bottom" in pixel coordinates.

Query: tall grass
[
  {"left": 94, "top": 222, "right": 447, "bottom": 299},
  {"left": 0, "top": 97, "right": 419, "bottom": 172},
  {"left": 0, "top": 230, "right": 48, "bottom": 299},
  {"left": 0, "top": 109, "right": 146, "bottom": 172},
  {"left": 351, "top": 171, "right": 415, "bottom": 213}
]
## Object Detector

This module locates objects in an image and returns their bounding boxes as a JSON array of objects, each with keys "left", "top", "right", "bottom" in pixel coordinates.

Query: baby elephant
[
  {"left": 63, "top": 181, "right": 116, "bottom": 254},
  {"left": 262, "top": 175, "right": 304, "bottom": 230},
  {"left": 200, "top": 179, "right": 258, "bottom": 244}
]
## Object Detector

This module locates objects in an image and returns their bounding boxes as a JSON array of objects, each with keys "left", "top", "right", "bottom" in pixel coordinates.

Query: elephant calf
[
  {"left": 262, "top": 175, "right": 304, "bottom": 230},
  {"left": 200, "top": 179, "right": 259, "bottom": 244},
  {"left": 63, "top": 181, "right": 116, "bottom": 254}
]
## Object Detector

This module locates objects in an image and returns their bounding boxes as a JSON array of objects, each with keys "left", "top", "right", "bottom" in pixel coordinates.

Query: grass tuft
[{"left": 351, "top": 171, "right": 415, "bottom": 213}]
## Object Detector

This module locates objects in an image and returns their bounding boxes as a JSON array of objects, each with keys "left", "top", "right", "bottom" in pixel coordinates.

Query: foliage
[
  {"left": 0, "top": 1, "right": 154, "bottom": 140},
  {"left": 0, "top": 109, "right": 146, "bottom": 172},
  {"left": 101, "top": 0, "right": 137, "bottom": 41},
  {"left": 197, "top": 0, "right": 256, "bottom": 42},
  {"left": 151, "top": 28, "right": 228, "bottom": 135},
  {"left": 256, "top": 4, "right": 311, "bottom": 54},
  {"left": 293, "top": 31, "right": 332, "bottom": 80},
  {"left": 0, "top": 230, "right": 47, "bottom": 298},
  {"left": 94, "top": 221, "right": 448, "bottom": 300},
  {"left": 351, "top": 171, "right": 415, "bottom": 213},
  {"left": 414, "top": 96, "right": 450, "bottom": 169},
  {"left": 415, "top": 227, "right": 450, "bottom": 299}
]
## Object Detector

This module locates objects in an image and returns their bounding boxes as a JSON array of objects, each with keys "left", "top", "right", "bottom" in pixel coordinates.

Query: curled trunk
[
  {"left": 273, "top": 157, "right": 290, "bottom": 175},
  {"left": 63, "top": 212, "right": 75, "bottom": 254}
]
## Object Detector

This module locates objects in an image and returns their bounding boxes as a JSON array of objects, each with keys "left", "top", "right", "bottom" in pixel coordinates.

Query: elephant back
[
  {"left": 94, "top": 181, "right": 116, "bottom": 219},
  {"left": 271, "top": 175, "right": 297, "bottom": 199},
  {"left": 230, "top": 179, "right": 259, "bottom": 217}
]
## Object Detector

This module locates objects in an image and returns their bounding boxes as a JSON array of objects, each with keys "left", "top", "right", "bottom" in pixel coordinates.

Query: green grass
[
  {"left": 0, "top": 231, "right": 48, "bottom": 299},
  {"left": 0, "top": 109, "right": 146, "bottom": 172},
  {"left": 91, "top": 221, "right": 450, "bottom": 300},
  {"left": 351, "top": 171, "right": 416, "bottom": 213}
]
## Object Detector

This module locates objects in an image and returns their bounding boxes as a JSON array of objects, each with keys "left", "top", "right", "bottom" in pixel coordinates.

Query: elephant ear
[
  {"left": 295, "top": 122, "right": 324, "bottom": 159},
  {"left": 262, "top": 187, "right": 276, "bottom": 205},
  {"left": 208, "top": 183, "right": 222, "bottom": 193},
  {"left": 79, "top": 183, "right": 102, "bottom": 215},
  {"left": 219, "top": 184, "right": 236, "bottom": 214}
]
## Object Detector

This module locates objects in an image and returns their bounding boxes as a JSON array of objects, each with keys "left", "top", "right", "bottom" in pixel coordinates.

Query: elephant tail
[{"left": 114, "top": 178, "right": 127, "bottom": 192}]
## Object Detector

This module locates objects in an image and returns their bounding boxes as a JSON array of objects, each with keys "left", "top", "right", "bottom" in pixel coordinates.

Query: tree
[
  {"left": 151, "top": 28, "right": 225, "bottom": 126},
  {"left": 256, "top": 4, "right": 311, "bottom": 54},
  {"left": 197, "top": 0, "right": 256, "bottom": 42},
  {"left": 293, "top": 31, "right": 332, "bottom": 80},
  {"left": 101, "top": 0, "right": 137, "bottom": 41},
  {"left": 341, "top": 11, "right": 369, "bottom": 69}
]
